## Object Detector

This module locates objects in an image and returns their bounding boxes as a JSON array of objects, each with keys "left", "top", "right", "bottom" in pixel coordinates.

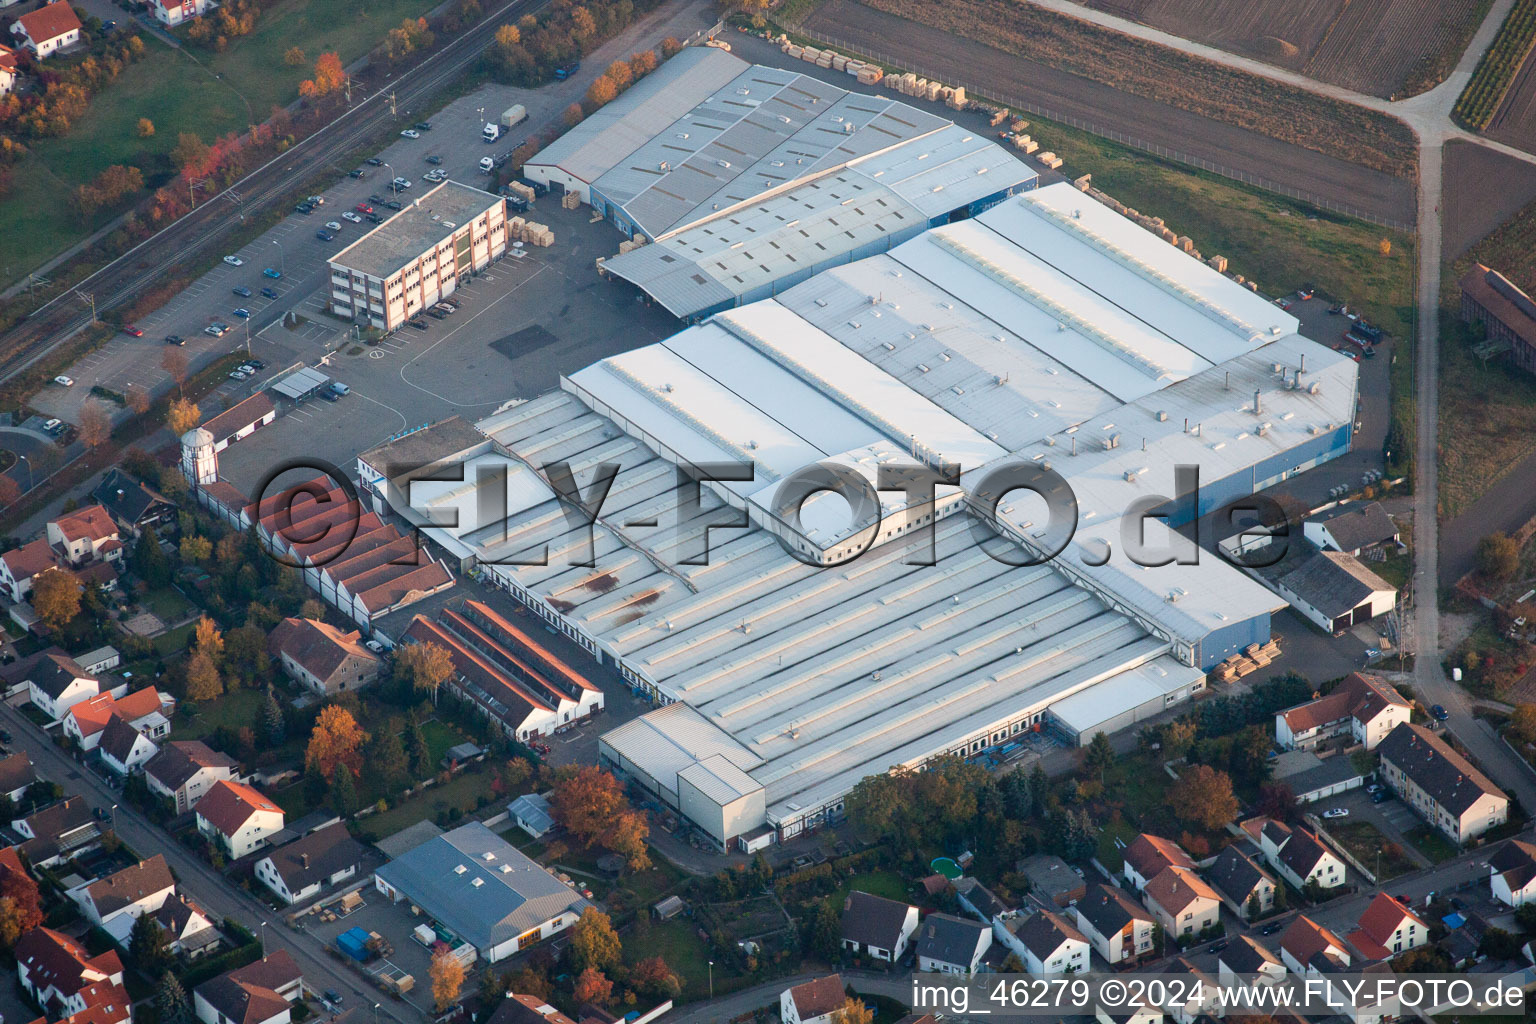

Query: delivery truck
[{"left": 500, "top": 104, "right": 527, "bottom": 129}]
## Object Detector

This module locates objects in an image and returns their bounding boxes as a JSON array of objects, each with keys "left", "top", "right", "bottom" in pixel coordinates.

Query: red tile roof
[
  {"left": 201, "top": 393, "right": 275, "bottom": 444},
  {"left": 67, "top": 687, "right": 165, "bottom": 738},
  {"left": 268, "top": 617, "right": 377, "bottom": 683},
  {"left": 51, "top": 505, "right": 117, "bottom": 544},
  {"left": 0, "top": 44, "right": 19, "bottom": 72},
  {"left": 15, "top": 927, "right": 121, "bottom": 997},
  {"left": 195, "top": 780, "right": 282, "bottom": 836},
  {"left": 787, "top": 974, "right": 846, "bottom": 1020},
  {"left": 1280, "top": 915, "right": 1347, "bottom": 968},
  {"left": 1124, "top": 834, "right": 1193, "bottom": 879},
  {"left": 1143, "top": 866, "right": 1218, "bottom": 916},
  {"left": 3, "top": 538, "right": 58, "bottom": 581},
  {"left": 1347, "top": 892, "right": 1423, "bottom": 961},
  {"left": 15, "top": 3, "right": 81, "bottom": 46}
]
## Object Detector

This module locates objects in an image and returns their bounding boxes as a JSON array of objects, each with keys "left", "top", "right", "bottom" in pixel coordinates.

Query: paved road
[
  {"left": 0, "top": 703, "right": 424, "bottom": 1023},
  {"left": 666, "top": 969, "right": 913, "bottom": 1024}
]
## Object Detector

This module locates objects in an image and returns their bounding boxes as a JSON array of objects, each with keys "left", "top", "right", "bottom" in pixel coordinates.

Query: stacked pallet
[
  {"left": 990, "top": 109, "right": 1008, "bottom": 127},
  {"left": 1073, "top": 173, "right": 1092, "bottom": 192},
  {"left": 507, "top": 181, "right": 536, "bottom": 204},
  {"left": 509, "top": 215, "right": 525, "bottom": 238},
  {"left": 831, "top": 54, "right": 847, "bottom": 71},
  {"left": 856, "top": 65, "right": 883, "bottom": 85},
  {"left": 946, "top": 85, "right": 967, "bottom": 109},
  {"left": 521, "top": 221, "right": 553, "bottom": 246},
  {"left": 1010, "top": 119, "right": 1029, "bottom": 133},
  {"left": 801, "top": 46, "right": 821, "bottom": 63},
  {"left": 616, "top": 237, "right": 647, "bottom": 255},
  {"left": 1012, "top": 135, "right": 1038, "bottom": 154},
  {"left": 1208, "top": 255, "right": 1228, "bottom": 272},
  {"left": 1176, "top": 235, "right": 1194, "bottom": 253},
  {"left": 785, "top": 43, "right": 803, "bottom": 59},
  {"left": 1038, "top": 151, "right": 1063, "bottom": 170}
]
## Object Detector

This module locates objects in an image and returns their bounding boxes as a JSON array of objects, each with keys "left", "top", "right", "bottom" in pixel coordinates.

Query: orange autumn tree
[
  {"left": 304, "top": 706, "right": 367, "bottom": 780},
  {"left": 299, "top": 52, "right": 345, "bottom": 101}
]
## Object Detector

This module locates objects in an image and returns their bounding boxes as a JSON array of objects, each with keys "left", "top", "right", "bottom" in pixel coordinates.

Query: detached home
[
  {"left": 1009, "top": 909, "right": 1089, "bottom": 976},
  {"left": 14, "top": 927, "right": 129, "bottom": 1024},
  {"left": 1206, "top": 844, "right": 1277, "bottom": 920},
  {"left": 838, "top": 891, "right": 918, "bottom": 962},
  {"left": 72, "top": 854, "right": 175, "bottom": 928},
  {"left": 146, "top": 740, "right": 239, "bottom": 813},
  {"left": 1141, "top": 866, "right": 1220, "bottom": 938},
  {"left": 14, "top": 796, "right": 100, "bottom": 867},
  {"left": 193, "top": 950, "right": 303, "bottom": 1024},
  {"left": 151, "top": 0, "right": 208, "bottom": 27},
  {"left": 915, "top": 913, "right": 991, "bottom": 974},
  {"left": 196, "top": 780, "right": 285, "bottom": 859},
  {"left": 1074, "top": 884, "right": 1154, "bottom": 965},
  {"left": 0, "top": 750, "right": 36, "bottom": 802},
  {"left": 1217, "top": 935, "right": 1286, "bottom": 984},
  {"left": 93, "top": 468, "right": 177, "bottom": 538},
  {"left": 1275, "top": 672, "right": 1411, "bottom": 751},
  {"left": 254, "top": 823, "right": 364, "bottom": 905},
  {"left": 268, "top": 617, "right": 382, "bottom": 696},
  {"left": 47, "top": 505, "right": 123, "bottom": 567},
  {"left": 1, "top": 538, "right": 57, "bottom": 601},
  {"left": 1489, "top": 838, "right": 1536, "bottom": 907},
  {"left": 1260, "top": 820, "right": 1345, "bottom": 893},
  {"left": 1346, "top": 892, "right": 1426, "bottom": 961},
  {"left": 0, "top": 44, "right": 18, "bottom": 98},
  {"left": 1377, "top": 722, "right": 1509, "bottom": 844},
  {"left": 780, "top": 974, "right": 845, "bottom": 1024},
  {"left": 22, "top": 649, "right": 114, "bottom": 721},
  {"left": 9, "top": 1, "right": 80, "bottom": 59},
  {"left": 1279, "top": 915, "right": 1351, "bottom": 974},
  {"left": 63, "top": 686, "right": 173, "bottom": 751},
  {"left": 100, "top": 713, "right": 160, "bottom": 775},
  {"left": 1122, "top": 834, "right": 1193, "bottom": 890}
]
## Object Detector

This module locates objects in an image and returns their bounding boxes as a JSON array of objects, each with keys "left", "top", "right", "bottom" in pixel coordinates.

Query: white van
[{"left": 479, "top": 156, "right": 495, "bottom": 174}]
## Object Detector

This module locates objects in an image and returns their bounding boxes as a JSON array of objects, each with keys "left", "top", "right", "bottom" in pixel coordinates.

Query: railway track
[{"left": 0, "top": 0, "right": 546, "bottom": 387}]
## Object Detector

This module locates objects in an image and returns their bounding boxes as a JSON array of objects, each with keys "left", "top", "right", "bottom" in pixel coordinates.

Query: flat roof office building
[{"left": 328, "top": 182, "right": 507, "bottom": 332}]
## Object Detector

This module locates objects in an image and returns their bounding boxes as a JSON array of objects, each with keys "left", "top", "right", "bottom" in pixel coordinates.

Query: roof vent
[
  {"left": 471, "top": 878, "right": 484, "bottom": 888},
  {"left": 1155, "top": 410, "right": 1168, "bottom": 421},
  {"left": 482, "top": 852, "right": 496, "bottom": 861},
  {"left": 453, "top": 865, "right": 467, "bottom": 874},
  {"left": 500, "top": 864, "right": 512, "bottom": 873}
]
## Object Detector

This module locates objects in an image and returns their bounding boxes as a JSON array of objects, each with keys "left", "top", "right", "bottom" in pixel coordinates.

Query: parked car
[
  {"left": 1371, "top": 790, "right": 1390, "bottom": 804},
  {"left": 307, "top": 195, "right": 325, "bottom": 206},
  {"left": 232, "top": 308, "right": 251, "bottom": 319},
  {"left": 238, "top": 363, "right": 257, "bottom": 374},
  {"left": 233, "top": 285, "right": 252, "bottom": 297},
  {"left": 400, "top": 128, "right": 421, "bottom": 139},
  {"left": 432, "top": 302, "right": 456, "bottom": 315},
  {"left": 316, "top": 230, "right": 335, "bottom": 241},
  {"left": 409, "top": 319, "right": 429, "bottom": 331},
  {"left": 1208, "top": 940, "right": 1228, "bottom": 954},
  {"left": 426, "top": 308, "right": 448, "bottom": 320},
  {"left": 203, "top": 326, "right": 224, "bottom": 337},
  {"left": 0, "top": 729, "right": 14, "bottom": 744},
  {"left": 260, "top": 287, "right": 278, "bottom": 299},
  {"left": 263, "top": 267, "right": 282, "bottom": 279},
  {"left": 223, "top": 255, "right": 244, "bottom": 266},
  {"left": 320, "top": 388, "right": 340, "bottom": 402},
  {"left": 413, "top": 122, "right": 432, "bottom": 131},
  {"left": 348, "top": 169, "right": 366, "bottom": 179},
  {"left": 342, "top": 211, "right": 362, "bottom": 223},
  {"left": 438, "top": 297, "right": 460, "bottom": 309},
  {"left": 325, "top": 220, "right": 343, "bottom": 231},
  {"left": 424, "top": 169, "right": 447, "bottom": 183},
  {"left": 384, "top": 199, "right": 403, "bottom": 211},
  {"left": 229, "top": 370, "right": 248, "bottom": 380},
  {"left": 42, "top": 419, "right": 61, "bottom": 434},
  {"left": 246, "top": 359, "right": 266, "bottom": 370},
  {"left": 330, "top": 382, "right": 350, "bottom": 396},
  {"left": 165, "top": 335, "right": 185, "bottom": 345},
  {"left": 294, "top": 202, "right": 314, "bottom": 214},
  {"left": 366, "top": 157, "right": 384, "bottom": 166},
  {"left": 54, "top": 375, "right": 74, "bottom": 387},
  {"left": 123, "top": 324, "right": 144, "bottom": 337},
  {"left": 1430, "top": 704, "right": 1449, "bottom": 722},
  {"left": 425, "top": 154, "right": 442, "bottom": 165},
  {"left": 364, "top": 212, "right": 383, "bottom": 224},
  {"left": 356, "top": 202, "right": 374, "bottom": 214},
  {"left": 1322, "top": 808, "right": 1349, "bottom": 819},
  {"left": 1261, "top": 923, "right": 1283, "bottom": 936},
  {"left": 391, "top": 176, "right": 412, "bottom": 190}
]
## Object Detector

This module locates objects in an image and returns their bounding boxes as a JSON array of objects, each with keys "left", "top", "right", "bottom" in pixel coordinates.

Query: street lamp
[
  {"left": 109, "top": 804, "right": 116, "bottom": 831},
  {"left": 16, "top": 454, "right": 32, "bottom": 491},
  {"left": 272, "top": 239, "right": 285, "bottom": 276},
  {"left": 259, "top": 920, "right": 267, "bottom": 957},
  {"left": 707, "top": 961, "right": 713, "bottom": 1001}
]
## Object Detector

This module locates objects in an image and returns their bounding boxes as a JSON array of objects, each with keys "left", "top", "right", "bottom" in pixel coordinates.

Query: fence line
[{"left": 804, "top": 33, "right": 1416, "bottom": 233}]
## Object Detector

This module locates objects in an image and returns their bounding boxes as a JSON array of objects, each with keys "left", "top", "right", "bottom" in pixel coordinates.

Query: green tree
[
  {"left": 406, "top": 719, "right": 431, "bottom": 779},
  {"left": 569, "top": 908, "right": 621, "bottom": 972},
  {"left": 330, "top": 765, "right": 358, "bottom": 815},
  {"left": 1084, "top": 732, "right": 1114, "bottom": 775},
  {"left": 368, "top": 728, "right": 409, "bottom": 791},
  {"left": 155, "top": 971, "right": 192, "bottom": 1024},
  {"left": 1246, "top": 891, "right": 1261, "bottom": 920},
  {"left": 130, "top": 915, "right": 173, "bottom": 974},
  {"left": 1477, "top": 532, "right": 1519, "bottom": 582},
  {"left": 805, "top": 899, "right": 840, "bottom": 961},
  {"left": 132, "top": 526, "right": 172, "bottom": 587},
  {"left": 262, "top": 688, "right": 286, "bottom": 746}
]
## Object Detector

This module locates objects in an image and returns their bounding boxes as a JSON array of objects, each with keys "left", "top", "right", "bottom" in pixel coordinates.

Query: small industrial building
[
  {"left": 372, "top": 821, "right": 590, "bottom": 963},
  {"left": 1459, "top": 263, "right": 1536, "bottom": 378},
  {"left": 1303, "top": 502, "right": 1398, "bottom": 557},
  {"left": 328, "top": 181, "right": 507, "bottom": 332},
  {"left": 1275, "top": 551, "right": 1396, "bottom": 634},
  {"left": 270, "top": 367, "right": 332, "bottom": 403},
  {"left": 201, "top": 393, "right": 276, "bottom": 452}
]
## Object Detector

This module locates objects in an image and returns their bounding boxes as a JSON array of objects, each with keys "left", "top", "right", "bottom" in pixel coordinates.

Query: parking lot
[{"left": 298, "top": 886, "right": 442, "bottom": 1017}]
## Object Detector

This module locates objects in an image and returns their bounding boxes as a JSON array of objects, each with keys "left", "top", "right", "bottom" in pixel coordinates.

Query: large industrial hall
[{"left": 357, "top": 181, "right": 1360, "bottom": 854}]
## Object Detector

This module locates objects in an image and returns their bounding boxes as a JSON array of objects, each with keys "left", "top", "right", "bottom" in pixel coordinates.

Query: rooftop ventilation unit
[
  {"left": 1155, "top": 410, "right": 1168, "bottom": 421},
  {"left": 453, "top": 865, "right": 467, "bottom": 875},
  {"left": 471, "top": 878, "right": 484, "bottom": 888}
]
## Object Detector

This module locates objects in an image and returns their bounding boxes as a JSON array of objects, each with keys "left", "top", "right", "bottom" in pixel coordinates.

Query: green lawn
[
  {"left": 829, "top": 869, "right": 910, "bottom": 910},
  {"left": 1404, "top": 824, "right": 1459, "bottom": 864},
  {"left": 153, "top": 621, "right": 198, "bottom": 657},
  {"left": 418, "top": 719, "right": 470, "bottom": 766},
  {"left": 364, "top": 770, "right": 490, "bottom": 837},
  {"left": 1326, "top": 820, "right": 1417, "bottom": 880},
  {"left": 141, "top": 586, "right": 195, "bottom": 623},
  {"left": 175, "top": 687, "right": 266, "bottom": 737},
  {"left": 1095, "top": 817, "right": 1139, "bottom": 874},
  {"left": 628, "top": 920, "right": 721, "bottom": 1000}
]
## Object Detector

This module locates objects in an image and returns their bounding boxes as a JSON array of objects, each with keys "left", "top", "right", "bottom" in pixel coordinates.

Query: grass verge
[{"left": 1403, "top": 824, "right": 1459, "bottom": 864}]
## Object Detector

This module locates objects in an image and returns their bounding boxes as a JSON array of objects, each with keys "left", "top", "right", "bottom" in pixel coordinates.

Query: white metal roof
[
  {"left": 1045, "top": 656, "right": 1205, "bottom": 736},
  {"left": 678, "top": 754, "right": 763, "bottom": 805}
]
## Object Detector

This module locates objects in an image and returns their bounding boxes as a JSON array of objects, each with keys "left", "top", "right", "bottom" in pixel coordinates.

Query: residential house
[
  {"left": 72, "top": 854, "right": 175, "bottom": 928},
  {"left": 63, "top": 686, "right": 173, "bottom": 751},
  {"left": 1122, "top": 834, "right": 1194, "bottom": 891},
  {"left": 14, "top": 927, "right": 129, "bottom": 1024},
  {"left": 93, "top": 469, "right": 177, "bottom": 539},
  {"left": 0, "top": 44, "right": 18, "bottom": 98},
  {"left": 47, "top": 505, "right": 123, "bottom": 567},
  {"left": 915, "top": 913, "right": 992, "bottom": 974},
  {"left": 1275, "top": 550, "right": 1396, "bottom": 634},
  {"left": 1073, "top": 884, "right": 1154, "bottom": 965},
  {"left": 1303, "top": 502, "right": 1399, "bottom": 557},
  {"left": 74, "top": 646, "right": 121, "bottom": 675},
  {"left": 1259, "top": 820, "right": 1345, "bottom": 893},
  {"left": 14, "top": 796, "right": 100, "bottom": 867},
  {"left": 195, "top": 780, "right": 285, "bottom": 859},
  {"left": 1489, "top": 839, "right": 1536, "bottom": 907},
  {"left": 1377, "top": 722, "right": 1510, "bottom": 843},
  {"left": 23, "top": 649, "right": 115, "bottom": 721},
  {"left": 193, "top": 950, "right": 303, "bottom": 1024},
  {"left": 1009, "top": 909, "right": 1089, "bottom": 976},
  {"left": 151, "top": 0, "right": 207, "bottom": 27},
  {"left": 0, "top": 750, "right": 36, "bottom": 802},
  {"left": 267, "top": 618, "right": 382, "bottom": 696},
  {"left": 954, "top": 877, "right": 1012, "bottom": 923},
  {"left": 1, "top": 538, "right": 57, "bottom": 601},
  {"left": 100, "top": 715, "right": 159, "bottom": 775},
  {"left": 1141, "top": 866, "right": 1220, "bottom": 939},
  {"left": 489, "top": 996, "right": 585, "bottom": 1024},
  {"left": 1016, "top": 853, "right": 1085, "bottom": 906},
  {"left": 1206, "top": 845, "right": 1277, "bottom": 920},
  {"left": 145, "top": 740, "right": 239, "bottom": 813},
  {"left": 1217, "top": 935, "right": 1286, "bottom": 984},
  {"left": 1094, "top": 1004, "right": 1162, "bottom": 1024},
  {"left": 152, "top": 893, "right": 222, "bottom": 959},
  {"left": 780, "top": 975, "right": 845, "bottom": 1024},
  {"left": 201, "top": 394, "right": 276, "bottom": 453},
  {"left": 1278, "top": 915, "right": 1351, "bottom": 974},
  {"left": 9, "top": 1, "right": 80, "bottom": 58},
  {"left": 1346, "top": 892, "right": 1427, "bottom": 961},
  {"left": 838, "top": 891, "right": 918, "bottom": 962},
  {"left": 1275, "top": 673, "right": 1411, "bottom": 751},
  {"left": 1164, "top": 956, "right": 1222, "bottom": 1024},
  {"left": 253, "top": 824, "right": 364, "bottom": 905}
]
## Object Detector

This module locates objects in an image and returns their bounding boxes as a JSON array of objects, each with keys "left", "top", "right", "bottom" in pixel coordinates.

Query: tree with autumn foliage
[
  {"left": 1167, "top": 763, "right": 1239, "bottom": 830},
  {"left": 392, "top": 640, "right": 454, "bottom": 701},
  {"left": 429, "top": 947, "right": 464, "bottom": 1011},
  {"left": 299, "top": 53, "right": 345, "bottom": 101},
  {"left": 549, "top": 765, "right": 650, "bottom": 870},
  {"left": 77, "top": 399, "right": 111, "bottom": 450},
  {"left": 572, "top": 967, "right": 612, "bottom": 1006},
  {"left": 569, "top": 908, "right": 620, "bottom": 973},
  {"left": 629, "top": 956, "right": 681, "bottom": 999},
  {"left": 584, "top": 76, "right": 616, "bottom": 111},
  {"left": 831, "top": 1000, "right": 874, "bottom": 1024},
  {"left": 628, "top": 49, "right": 657, "bottom": 78},
  {"left": 194, "top": 616, "right": 224, "bottom": 666},
  {"left": 0, "top": 866, "right": 43, "bottom": 946},
  {"left": 32, "top": 568, "right": 80, "bottom": 632},
  {"left": 305, "top": 706, "right": 367, "bottom": 780}
]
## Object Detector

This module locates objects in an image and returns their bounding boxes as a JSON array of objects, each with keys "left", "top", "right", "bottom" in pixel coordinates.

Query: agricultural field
[
  {"left": 1442, "top": 140, "right": 1536, "bottom": 257},
  {"left": 1456, "top": 0, "right": 1536, "bottom": 133},
  {"left": 1081, "top": 0, "right": 1490, "bottom": 98},
  {"left": 1486, "top": 45, "right": 1536, "bottom": 153},
  {"left": 815, "top": 0, "right": 1418, "bottom": 178}
]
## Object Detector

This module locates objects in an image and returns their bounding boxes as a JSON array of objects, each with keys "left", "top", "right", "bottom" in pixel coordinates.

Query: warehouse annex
[{"left": 357, "top": 182, "right": 1358, "bottom": 852}]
